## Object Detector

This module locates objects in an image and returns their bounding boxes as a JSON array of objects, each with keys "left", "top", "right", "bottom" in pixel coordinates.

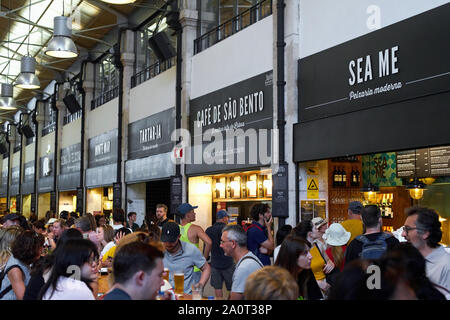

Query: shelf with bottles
[
  {"left": 212, "top": 170, "right": 272, "bottom": 202},
  {"left": 329, "top": 156, "right": 362, "bottom": 189}
]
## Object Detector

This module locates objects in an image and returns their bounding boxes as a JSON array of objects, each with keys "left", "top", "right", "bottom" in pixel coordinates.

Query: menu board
[
  {"left": 396, "top": 146, "right": 450, "bottom": 178},
  {"left": 429, "top": 146, "right": 450, "bottom": 176}
]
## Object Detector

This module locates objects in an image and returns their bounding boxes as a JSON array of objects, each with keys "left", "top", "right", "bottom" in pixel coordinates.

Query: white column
[
  {"left": 120, "top": 29, "right": 136, "bottom": 210},
  {"left": 180, "top": 3, "right": 199, "bottom": 204}
]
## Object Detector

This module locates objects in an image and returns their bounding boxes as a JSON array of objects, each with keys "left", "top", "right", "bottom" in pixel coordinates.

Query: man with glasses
[
  {"left": 344, "top": 205, "right": 399, "bottom": 264},
  {"left": 402, "top": 206, "right": 450, "bottom": 298},
  {"left": 220, "top": 224, "right": 263, "bottom": 300}
]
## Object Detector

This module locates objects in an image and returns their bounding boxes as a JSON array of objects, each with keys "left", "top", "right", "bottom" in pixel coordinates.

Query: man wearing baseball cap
[
  {"left": 176, "top": 203, "right": 212, "bottom": 285},
  {"left": 341, "top": 201, "right": 364, "bottom": 244},
  {"left": 1, "top": 213, "right": 21, "bottom": 228},
  {"left": 161, "top": 221, "right": 211, "bottom": 294},
  {"left": 205, "top": 210, "right": 235, "bottom": 299}
]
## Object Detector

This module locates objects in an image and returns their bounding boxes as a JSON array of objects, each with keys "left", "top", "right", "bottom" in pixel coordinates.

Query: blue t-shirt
[{"left": 246, "top": 222, "right": 271, "bottom": 266}]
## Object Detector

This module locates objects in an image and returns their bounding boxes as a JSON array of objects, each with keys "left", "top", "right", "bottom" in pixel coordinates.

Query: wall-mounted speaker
[
  {"left": 63, "top": 94, "right": 81, "bottom": 114},
  {"left": 0, "top": 143, "right": 7, "bottom": 154},
  {"left": 21, "top": 124, "right": 34, "bottom": 139},
  {"left": 148, "top": 32, "right": 176, "bottom": 62}
]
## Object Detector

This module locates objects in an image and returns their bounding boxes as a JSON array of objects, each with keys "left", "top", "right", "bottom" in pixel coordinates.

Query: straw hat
[
  {"left": 323, "top": 223, "right": 351, "bottom": 246},
  {"left": 311, "top": 217, "right": 327, "bottom": 229}
]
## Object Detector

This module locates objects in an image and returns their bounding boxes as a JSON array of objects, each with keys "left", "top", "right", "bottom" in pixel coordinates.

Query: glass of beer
[
  {"left": 162, "top": 268, "right": 169, "bottom": 282},
  {"left": 174, "top": 271, "right": 184, "bottom": 294}
]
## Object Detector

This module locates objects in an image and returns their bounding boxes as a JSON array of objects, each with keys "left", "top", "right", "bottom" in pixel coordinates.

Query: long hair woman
[
  {"left": 275, "top": 234, "right": 323, "bottom": 300},
  {"left": 38, "top": 239, "right": 99, "bottom": 300},
  {"left": 1, "top": 230, "right": 44, "bottom": 300}
]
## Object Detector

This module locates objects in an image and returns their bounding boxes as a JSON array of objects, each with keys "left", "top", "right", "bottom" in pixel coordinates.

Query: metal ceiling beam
[
  {"left": 84, "top": 0, "right": 127, "bottom": 24},
  {"left": 0, "top": 0, "right": 48, "bottom": 17}
]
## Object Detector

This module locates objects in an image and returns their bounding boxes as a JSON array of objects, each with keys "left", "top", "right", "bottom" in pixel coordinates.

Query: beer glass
[
  {"left": 192, "top": 284, "right": 202, "bottom": 300},
  {"left": 174, "top": 272, "right": 184, "bottom": 294},
  {"left": 162, "top": 268, "right": 169, "bottom": 282}
]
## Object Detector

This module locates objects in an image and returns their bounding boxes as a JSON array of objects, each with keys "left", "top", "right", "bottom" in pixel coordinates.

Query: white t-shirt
[
  {"left": 100, "top": 241, "right": 115, "bottom": 259},
  {"left": 273, "top": 245, "right": 281, "bottom": 263},
  {"left": 42, "top": 277, "right": 95, "bottom": 300}
]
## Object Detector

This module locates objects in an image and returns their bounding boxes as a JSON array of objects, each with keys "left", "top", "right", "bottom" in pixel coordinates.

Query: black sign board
[
  {"left": 11, "top": 166, "right": 19, "bottom": 184},
  {"left": 125, "top": 152, "right": 174, "bottom": 183},
  {"left": 10, "top": 166, "right": 19, "bottom": 196},
  {"left": 298, "top": 4, "right": 450, "bottom": 122},
  {"left": 88, "top": 129, "right": 118, "bottom": 169},
  {"left": 86, "top": 164, "right": 117, "bottom": 188},
  {"left": 128, "top": 108, "right": 175, "bottom": 160},
  {"left": 22, "top": 161, "right": 35, "bottom": 195},
  {"left": 39, "top": 153, "right": 54, "bottom": 178},
  {"left": 59, "top": 143, "right": 81, "bottom": 191},
  {"left": 76, "top": 187, "right": 84, "bottom": 214},
  {"left": 187, "top": 71, "right": 273, "bottom": 175},
  {"left": 60, "top": 143, "right": 81, "bottom": 174},
  {"left": 293, "top": 5, "right": 450, "bottom": 163},
  {"left": 397, "top": 146, "right": 450, "bottom": 178},
  {"left": 271, "top": 163, "right": 289, "bottom": 218},
  {"left": 170, "top": 175, "right": 182, "bottom": 216},
  {"left": 38, "top": 153, "right": 54, "bottom": 193},
  {"left": 24, "top": 161, "right": 35, "bottom": 182},
  {"left": 50, "top": 191, "right": 57, "bottom": 213},
  {"left": 30, "top": 193, "right": 36, "bottom": 213},
  {"left": 113, "top": 182, "right": 122, "bottom": 210},
  {"left": 16, "top": 195, "right": 21, "bottom": 212},
  {"left": 429, "top": 146, "right": 450, "bottom": 176}
]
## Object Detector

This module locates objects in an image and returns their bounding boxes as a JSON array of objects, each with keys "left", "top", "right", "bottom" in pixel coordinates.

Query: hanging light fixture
[
  {"left": 100, "top": 0, "right": 136, "bottom": 4},
  {"left": 0, "top": 83, "right": 17, "bottom": 110},
  {"left": 404, "top": 149, "right": 426, "bottom": 200},
  {"left": 405, "top": 177, "right": 426, "bottom": 200},
  {"left": 45, "top": 16, "right": 78, "bottom": 58},
  {"left": 16, "top": 0, "right": 39, "bottom": 89},
  {"left": 361, "top": 154, "right": 379, "bottom": 203},
  {"left": 15, "top": 55, "right": 40, "bottom": 89}
]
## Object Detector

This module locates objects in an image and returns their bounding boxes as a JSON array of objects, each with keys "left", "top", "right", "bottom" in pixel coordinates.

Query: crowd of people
[{"left": 0, "top": 202, "right": 448, "bottom": 300}]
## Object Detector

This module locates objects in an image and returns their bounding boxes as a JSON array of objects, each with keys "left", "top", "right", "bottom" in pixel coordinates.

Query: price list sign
[
  {"left": 429, "top": 146, "right": 450, "bottom": 176},
  {"left": 396, "top": 146, "right": 450, "bottom": 178}
]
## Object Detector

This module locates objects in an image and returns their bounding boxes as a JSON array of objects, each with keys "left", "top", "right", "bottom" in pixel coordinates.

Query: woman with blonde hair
[
  {"left": 323, "top": 223, "right": 351, "bottom": 272},
  {"left": 244, "top": 266, "right": 299, "bottom": 300},
  {"left": 98, "top": 224, "right": 115, "bottom": 261},
  {"left": 0, "top": 226, "right": 23, "bottom": 271}
]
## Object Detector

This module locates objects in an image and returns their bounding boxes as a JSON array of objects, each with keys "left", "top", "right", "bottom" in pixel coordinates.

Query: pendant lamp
[
  {"left": 0, "top": 83, "right": 17, "bottom": 110},
  {"left": 100, "top": 0, "right": 136, "bottom": 4},
  {"left": 405, "top": 177, "right": 426, "bottom": 200},
  {"left": 405, "top": 149, "right": 426, "bottom": 200},
  {"left": 15, "top": 55, "right": 40, "bottom": 89},
  {"left": 45, "top": 16, "right": 78, "bottom": 58}
]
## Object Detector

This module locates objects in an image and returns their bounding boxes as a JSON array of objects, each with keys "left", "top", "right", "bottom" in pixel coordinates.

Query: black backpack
[
  {"left": 356, "top": 233, "right": 392, "bottom": 260},
  {"left": 0, "top": 265, "right": 24, "bottom": 299}
]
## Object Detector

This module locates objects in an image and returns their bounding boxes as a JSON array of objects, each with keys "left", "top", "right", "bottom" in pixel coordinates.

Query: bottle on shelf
[
  {"left": 333, "top": 166, "right": 338, "bottom": 187},
  {"left": 355, "top": 168, "right": 360, "bottom": 186},
  {"left": 336, "top": 167, "right": 342, "bottom": 187},
  {"left": 342, "top": 167, "right": 347, "bottom": 187}
]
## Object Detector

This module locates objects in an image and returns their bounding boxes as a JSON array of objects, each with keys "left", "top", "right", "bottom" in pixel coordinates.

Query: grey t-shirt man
[
  {"left": 425, "top": 245, "right": 450, "bottom": 299},
  {"left": 163, "top": 240, "right": 206, "bottom": 294},
  {"left": 231, "top": 251, "right": 263, "bottom": 294}
]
